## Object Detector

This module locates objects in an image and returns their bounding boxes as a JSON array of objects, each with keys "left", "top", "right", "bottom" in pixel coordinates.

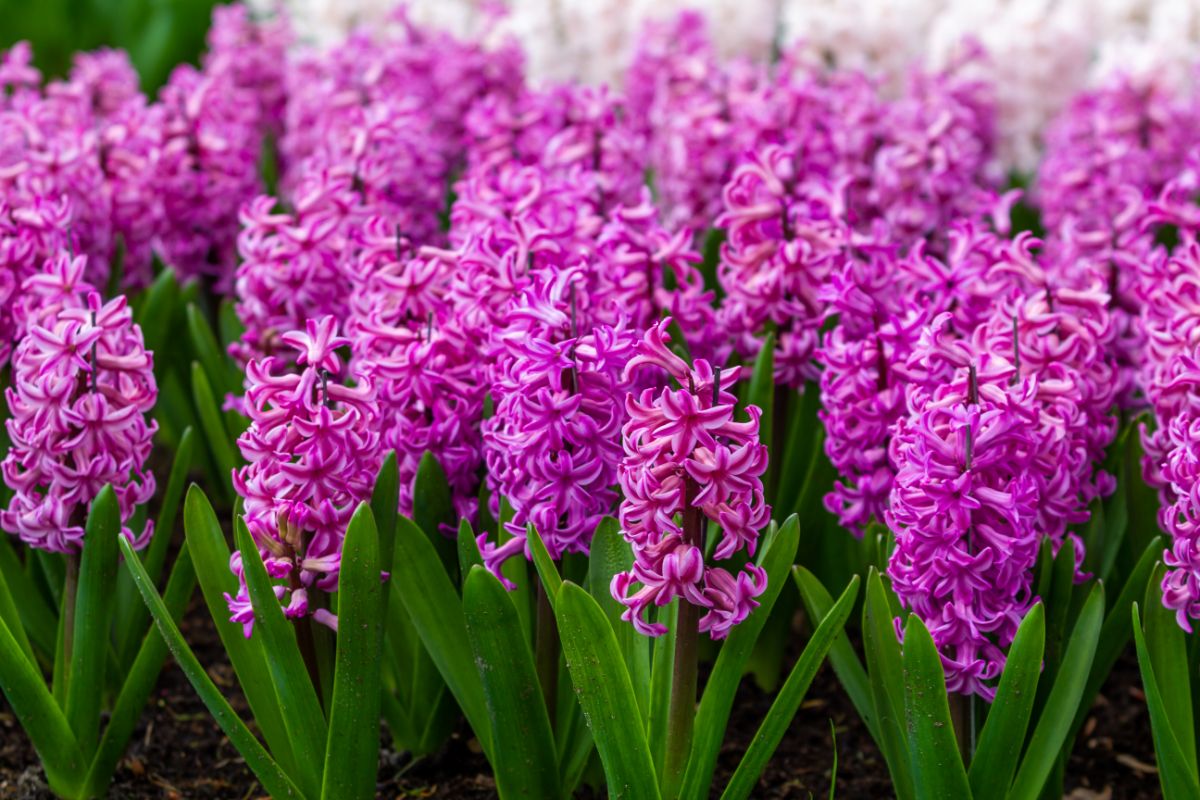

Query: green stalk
[
  {"left": 662, "top": 491, "right": 704, "bottom": 799},
  {"left": 60, "top": 553, "right": 79, "bottom": 694}
]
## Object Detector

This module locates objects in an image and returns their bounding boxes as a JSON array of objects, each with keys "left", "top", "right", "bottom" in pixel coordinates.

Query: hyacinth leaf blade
[
  {"left": 864, "top": 568, "right": 915, "bottom": 800},
  {"left": 587, "top": 517, "right": 648, "bottom": 717},
  {"left": 1125, "top": 417, "right": 1164, "bottom": 559},
  {"left": 792, "top": 565, "right": 876, "bottom": 740},
  {"left": 116, "top": 425, "right": 196, "bottom": 667},
  {"left": 681, "top": 514, "right": 800, "bottom": 799},
  {"left": 182, "top": 486, "right": 300, "bottom": 779},
  {"left": 0, "top": 558, "right": 35, "bottom": 665},
  {"left": 159, "top": 367, "right": 219, "bottom": 487},
  {"left": 1007, "top": 583, "right": 1104, "bottom": 800},
  {"left": 186, "top": 303, "right": 235, "bottom": 399},
  {"left": 777, "top": 382, "right": 820, "bottom": 520},
  {"left": 84, "top": 542, "right": 197, "bottom": 796},
  {"left": 458, "top": 518, "right": 484, "bottom": 576},
  {"left": 1069, "top": 535, "right": 1163, "bottom": 746},
  {"left": 900, "top": 614, "right": 971, "bottom": 800},
  {"left": 190, "top": 362, "right": 238, "bottom": 503},
  {"left": 321, "top": 504, "right": 383, "bottom": 800},
  {"left": 65, "top": 485, "right": 120, "bottom": 760},
  {"left": 390, "top": 514, "right": 493, "bottom": 759},
  {"left": 117, "top": 536, "right": 306, "bottom": 800},
  {"left": 746, "top": 331, "right": 776, "bottom": 503},
  {"left": 556, "top": 580, "right": 661, "bottom": 800},
  {"left": 1037, "top": 537, "right": 1078, "bottom": 703},
  {"left": 368, "top": 452, "right": 399, "bottom": 598},
  {"left": 719, "top": 573, "right": 860, "bottom": 800},
  {"left": 967, "top": 602, "right": 1045, "bottom": 800},
  {"left": 0, "top": 609, "right": 85, "bottom": 796},
  {"left": 1132, "top": 603, "right": 1200, "bottom": 799},
  {"left": 463, "top": 565, "right": 560, "bottom": 800},
  {"left": 412, "top": 451, "right": 458, "bottom": 582},
  {"left": 527, "top": 523, "right": 563, "bottom": 610},
  {"left": 217, "top": 297, "right": 246, "bottom": 358},
  {"left": 234, "top": 522, "right": 329, "bottom": 798},
  {"left": 1140, "top": 564, "right": 1197, "bottom": 778},
  {"left": 132, "top": 267, "right": 179, "bottom": 359},
  {"left": 0, "top": 536, "right": 55, "bottom": 658},
  {"left": 496, "top": 498, "right": 533, "bottom": 639}
]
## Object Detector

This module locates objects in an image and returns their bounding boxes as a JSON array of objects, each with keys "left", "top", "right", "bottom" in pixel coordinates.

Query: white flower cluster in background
[
  {"left": 254, "top": 0, "right": 1200, "bottom": 173},
  {"left": 785, "top": 0, "right": 1200, "bottom": 171}
]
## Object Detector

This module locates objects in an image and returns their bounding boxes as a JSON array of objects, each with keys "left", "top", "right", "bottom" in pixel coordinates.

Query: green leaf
[
  {"left": 968, "top": 603, "right": 1045, "bottom": 800},
  {"left": 369, "top": 452, "right": 399, "bottom": 605},
  {"left": 218, "top": 297, "right": 246, "bottom": 353},
  {"left": 557, "top": 581, "right": 661, "bottom": 800},
  {"left": 0, "top": 556, "right": 35, "bottom": 665},
  {"left": 586, "top": 517, "right": 648, "bottom": 715},
  {"left": 322, "top": 505, "right": 383, "bottom": 800},
  {"left": 746, "top": 332, "right": 775, "bottom": 500},
  {"left": 118, "top": 537, "right": 306, "bottom": 800},
  {"left": 190, "top": 362, "right": 238, "bottom": 501},
  {"left": 0, "top": 608, "right": 85, "bottom": 796},
  {"left": 66, "top": 486, "right": 120, "bottom": 758},
  {"left": 1133, "top": 603, "right": 1200, "bottom": 799},
  {"left": 116, "top": 426, "right": 196, "bottom": 666},
  {"left": 1141, "top": 563, "right": 1198, "bottom": 779},
  {"left": 901, "top": 615, "right": 970, "bottom": 800},
  {"left": 412, "top": 451, "right": 459, "bottom": 580},
  {"left": 527, "top": 524, "right": 563, "bottom": 611},
  {"left": 0, "top": 535, "right": 55, "bottom": 658},
  {"left": 85, "top": 543, "right": 197, "bottom": 795},
  {"left": 463, "top": 566, "right": 560, "bottom": 800},
  {"left": 183, "top": 486, "right": 299, "bottom": 780},
  {"left": 793, "top": 566, "right": 875, "bottom": 741},
  {"left": 1069, "top": 536, "right": 1162, "bottom": 745},
  {"left": 680, "top": 515, "right": 800, "bottom": 799},
  {"left": 235, "top": 524, "right": 328, "bottom": 800},
  {"left": 390, "top": 515, "right": 492, "bottom": 758},
  {"left": 186, "top": 303, "right": 231, "bottom": 397},
  {"left": 134, "top": 268, "right": 179, "bottom": 358},
  {"left": 458, "top": 518, "right": 484, "bottom": 577},
  {"left": 720, "top": 575, "right": 860, "bottom": 800},
  {"left": 1008, "top": 583, "right": 1105, "bottom": 800},
  {"left": 865, "top": 568, "right": 915, "bottom": 800}
]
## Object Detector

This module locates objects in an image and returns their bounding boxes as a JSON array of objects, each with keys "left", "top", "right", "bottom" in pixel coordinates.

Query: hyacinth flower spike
[{"left": 611, "top": 318, "right": 771, "bottom": 797}]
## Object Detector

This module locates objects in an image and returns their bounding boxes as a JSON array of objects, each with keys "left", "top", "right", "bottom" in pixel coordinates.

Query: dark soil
[{"left": 0, "top": 601, "right": 1161, "bottom": 799}]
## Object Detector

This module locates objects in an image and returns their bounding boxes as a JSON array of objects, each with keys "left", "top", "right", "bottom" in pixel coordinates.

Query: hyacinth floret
[{"left": 612, "top": 319, "right": 770, "bottom": 640}]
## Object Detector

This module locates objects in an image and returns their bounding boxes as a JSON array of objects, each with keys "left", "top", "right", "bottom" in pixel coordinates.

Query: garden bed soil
[{"left": 0, "top": 599, "right": 1162, "bottom": 799}]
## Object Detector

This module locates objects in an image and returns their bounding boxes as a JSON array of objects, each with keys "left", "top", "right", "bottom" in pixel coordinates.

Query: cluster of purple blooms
[{"left": 7, "top": 2, "right": 1200, "bottom": 702}]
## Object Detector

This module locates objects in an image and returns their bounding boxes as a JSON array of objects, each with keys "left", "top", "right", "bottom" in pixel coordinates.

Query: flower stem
[
  {"left": 950, "top": 693, "right": 976, "bottom": 762},
  {"left": 663, "top": 494, "right": 704, "bottom": 799},
  {"left": 61, "top": 552, "right": 79, "bottom": 688},
  {"left": 535, "top": 577, "right": 559, "bottom": 728}
]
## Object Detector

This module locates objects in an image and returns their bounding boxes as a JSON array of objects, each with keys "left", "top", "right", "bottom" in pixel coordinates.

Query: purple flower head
[
  {"left": 886, "top": 332, "right": 1040, "bottom": 701},
  {"left": 348, "top": 231, "right": 483, "bottom": 524},
  {"left": 2, "top": 265, "right": 157, "bottom": 554},
  {"left": 717, "top": 144, "right": 850, "bottom": 388},
  {"left": 479, "top": 266, "right": 636, "bottom": 582},
  {"left": 154, "top": 52, "right": 262, "bottom": 286},
  {"left": 612, "top": 319, "right": 770, "bottom": 639},
  {"left": 593, "top": 192, "right": 724, "bottom": 362},
  {"left": 228, "top": 316, "right": 380, "bottom": 636}
]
